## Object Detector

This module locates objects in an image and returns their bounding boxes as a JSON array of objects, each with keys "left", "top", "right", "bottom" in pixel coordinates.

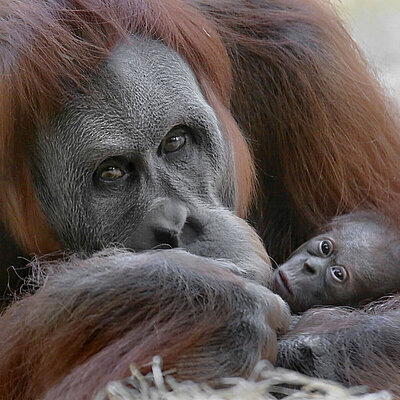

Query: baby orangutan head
[{"left": 273, "top": 212, "right": 400, "bottom": 312}]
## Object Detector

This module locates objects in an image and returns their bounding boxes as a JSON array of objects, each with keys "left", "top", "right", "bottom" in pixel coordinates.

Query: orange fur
[
  {"left": 0, "top": 251, "right": 280, "bottom": 399},
  {"left": 195, "top": 0, "right": 400, "bottom": 261},
  {"left": 0, "top": 0, "right": 254, "bottom": 254}
]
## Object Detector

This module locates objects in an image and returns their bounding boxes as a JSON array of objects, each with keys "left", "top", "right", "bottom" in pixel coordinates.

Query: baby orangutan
[{"left": 273, "top": 211, "right": 400, "bottom": 313}]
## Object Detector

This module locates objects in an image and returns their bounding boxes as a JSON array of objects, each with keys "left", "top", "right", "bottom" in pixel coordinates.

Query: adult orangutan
[{"left": 0, "top": 0, "right": 400, "bottom": 399}]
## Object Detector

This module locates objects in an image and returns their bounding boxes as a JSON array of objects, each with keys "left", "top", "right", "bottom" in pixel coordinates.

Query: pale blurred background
[{"left": 335, "top": 0, "right": 400, "bottom": 104}]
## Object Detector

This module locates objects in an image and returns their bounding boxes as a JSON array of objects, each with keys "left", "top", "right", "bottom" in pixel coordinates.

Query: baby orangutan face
[{"left": 273, "top": 212, "right": 400, "bottom": 313}]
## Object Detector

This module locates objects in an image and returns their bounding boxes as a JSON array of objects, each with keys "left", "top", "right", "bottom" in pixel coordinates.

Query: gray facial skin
[
  {"left": 273, "top": 212, "right": 400, "bottom": 312},
  {"left": 31, "top": 36, "right": 270, "bottom": 283}
]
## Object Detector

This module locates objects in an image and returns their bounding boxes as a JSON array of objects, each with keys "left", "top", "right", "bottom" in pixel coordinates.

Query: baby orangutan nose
[{"left": 303, "top": 261, "right": 317, "bottom": 274}]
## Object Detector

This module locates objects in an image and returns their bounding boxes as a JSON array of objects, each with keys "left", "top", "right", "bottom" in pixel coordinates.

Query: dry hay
[{"left": 95, "top": 358, "right": 392, "bottom": 400}]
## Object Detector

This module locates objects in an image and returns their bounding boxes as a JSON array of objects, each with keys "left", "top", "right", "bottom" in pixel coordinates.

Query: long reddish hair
[
  {"left": 0, "top": 0, "right": 254, "bottom": 255},
  {"left": 197, "top": 0, "right": 400, "bottom": 261}
]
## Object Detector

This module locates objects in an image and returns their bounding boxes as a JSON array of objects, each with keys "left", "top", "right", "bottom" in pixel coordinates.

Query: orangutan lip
[{"left": 276, "top": 270, "right": 293, "bottom": 296}]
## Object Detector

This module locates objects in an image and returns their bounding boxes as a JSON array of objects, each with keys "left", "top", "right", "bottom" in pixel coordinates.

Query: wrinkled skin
[
  {"left": 31, "top": 37, "right": 269, "bottom": 283},
  {"left": 273, "top": 212, "right": 400, "bottom": 312}
]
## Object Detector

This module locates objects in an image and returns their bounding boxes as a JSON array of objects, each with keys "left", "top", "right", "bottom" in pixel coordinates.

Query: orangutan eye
[
  {"left": 160, "top": 127, "right": 188, "bottom": 154},
  {"left": 319, "top": 240, "right": 333, "bottom": 257},
  {"left": 330, "top": 266, "right": 347, "bottom": 283},
  {"left": 99, "top": 165, "right": 124, "bottom": 181}
]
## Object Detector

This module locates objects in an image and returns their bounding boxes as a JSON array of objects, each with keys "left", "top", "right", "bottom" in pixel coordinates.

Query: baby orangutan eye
[
  {"left": 330, "top": 266, "right": 347, "bottom": 282},
  {"left": 319, "top": 239, "right": 333, "bottom": 257}
]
